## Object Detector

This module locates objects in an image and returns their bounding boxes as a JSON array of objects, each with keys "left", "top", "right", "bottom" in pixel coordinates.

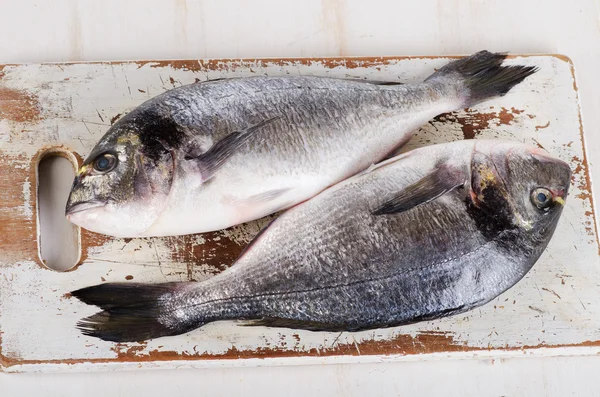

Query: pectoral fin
[
  {"left": 233, "top": 188, "right": 291, "bottom": 207},
  {"left": 188, "top": 116, "right": 280, "bottom": 182},
  {"left": 372, "top": 165, "right": 466, "bottom": 215}
]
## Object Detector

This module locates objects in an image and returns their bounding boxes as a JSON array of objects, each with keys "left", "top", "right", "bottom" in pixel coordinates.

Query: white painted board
[{"left": 0, "top": 54, "right": 597, "bottom": 373}]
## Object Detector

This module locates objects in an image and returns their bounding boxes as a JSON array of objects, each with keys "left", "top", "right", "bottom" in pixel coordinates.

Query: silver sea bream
[
  {"left": 72, "top": 140, "right": 571, "bottom": 342},
  {"left": 65, "top": 51, "right": 536, "bottom": 237}
]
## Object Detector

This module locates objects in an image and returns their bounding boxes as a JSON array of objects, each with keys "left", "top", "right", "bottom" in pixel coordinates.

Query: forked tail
[
  {"left": 425, "top": 50, "right": 537, "bottom": 107},
  {"left": 72, "top": 282, "right": 198, "bottom": 342}
]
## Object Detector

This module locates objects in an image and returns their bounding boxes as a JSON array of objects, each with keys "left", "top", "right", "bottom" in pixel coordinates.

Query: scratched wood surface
[{"left": 0, "top": 55, "right": 598, "bottom": 373}]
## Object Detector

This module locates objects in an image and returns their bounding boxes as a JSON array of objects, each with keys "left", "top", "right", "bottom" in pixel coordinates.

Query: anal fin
[{"left": 242, "top": 317, "right": 349, "bottom": 332}]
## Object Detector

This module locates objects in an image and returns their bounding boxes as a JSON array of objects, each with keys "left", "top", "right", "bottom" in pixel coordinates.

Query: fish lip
[{"left": 65, "top": 200, "right": 106, "bottom": 216}]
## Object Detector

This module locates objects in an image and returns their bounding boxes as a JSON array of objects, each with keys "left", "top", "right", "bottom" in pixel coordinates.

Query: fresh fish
[
  {"left": 65, "top": 51, "right": 536, "bottom": 237},
  {"left": 72, "top": 140, "right": 571, "bottom": 342}
]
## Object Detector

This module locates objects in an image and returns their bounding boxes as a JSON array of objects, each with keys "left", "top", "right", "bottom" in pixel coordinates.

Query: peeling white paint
[{"left": 20, "top": 178, "right": 32, "bottom": 217}]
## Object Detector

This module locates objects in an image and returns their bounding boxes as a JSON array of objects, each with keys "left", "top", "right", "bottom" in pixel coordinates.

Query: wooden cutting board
[{"left": 1, "top": 55, "right": 598, "bottom": 373}]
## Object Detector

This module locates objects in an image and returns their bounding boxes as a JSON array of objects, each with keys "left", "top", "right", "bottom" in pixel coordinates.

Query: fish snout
[
  {"left": 65, "top": 200, "right": 106, "bottom": 217},
  {"left": 549, "top": 188, "right": 567, "bottom": 206},
  {"left": 65, "top": 168, "right": 107, "bottom": 219},
  {"left": 527, "top": 146, "right": 572, "bottom": 197}
]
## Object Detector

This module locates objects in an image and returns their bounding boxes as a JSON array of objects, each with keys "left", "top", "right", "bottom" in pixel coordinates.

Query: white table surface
[{"left": 1, "top": 0, "right": 599, "bottom": 395}]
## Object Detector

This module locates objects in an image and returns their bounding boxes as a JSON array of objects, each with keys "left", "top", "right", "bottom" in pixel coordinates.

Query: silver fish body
[
  {"left": 72, "top": 139, "right": 571, "bottom": 342},
  {"left": 66, "top": 51, "right": 536, "bottom": 237}
]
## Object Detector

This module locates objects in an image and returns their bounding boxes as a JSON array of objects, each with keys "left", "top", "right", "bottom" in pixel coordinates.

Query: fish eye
[
  {"left": 93, "top": 153, "right": 117, "bottom": 173},
  {"left": 530, "top": 187, "right": 552, "bottom": 211}
]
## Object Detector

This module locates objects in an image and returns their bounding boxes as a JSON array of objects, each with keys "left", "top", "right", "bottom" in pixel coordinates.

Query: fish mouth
[{"left": 65, "top": 200, "right": 106, "bottom": 216}]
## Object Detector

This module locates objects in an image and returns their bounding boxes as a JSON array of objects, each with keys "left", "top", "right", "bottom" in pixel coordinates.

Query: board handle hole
[{"left": 37, "top": 151, "right": 81, "bottom": 271}]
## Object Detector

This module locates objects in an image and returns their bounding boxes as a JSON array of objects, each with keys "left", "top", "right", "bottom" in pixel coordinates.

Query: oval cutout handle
[{"left": 37, "top": 153, "right": 80, "bottom": 271}]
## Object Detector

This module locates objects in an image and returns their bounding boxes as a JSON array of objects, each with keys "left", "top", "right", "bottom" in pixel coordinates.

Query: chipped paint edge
[
  {"left": 562, "top": 56, "right": 600, "bottom": 253},
  {"left": 33, "top": 147, "right": 82, "bottom": 271},
  {"left": 3, "top": 343, "right": 600, "bottom": 374},
  {"left": 0, "top": 53, "right": 577, "bottom": 72}
]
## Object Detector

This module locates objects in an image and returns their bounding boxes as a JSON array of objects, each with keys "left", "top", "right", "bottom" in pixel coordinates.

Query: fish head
[
  {"left": 65, "top": 125, "right": 175, "bottom": 237},
  {"left": 470, "top": 141, "right": 571, "bottom": 241}
]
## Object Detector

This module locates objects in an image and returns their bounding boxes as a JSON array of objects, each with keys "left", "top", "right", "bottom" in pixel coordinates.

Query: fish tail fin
[
  {"left": 425, "top": 50, "right": 537, "bottom": 107},
  {"left": 72, "top": 282, "right": 200, "bottom": 342}
]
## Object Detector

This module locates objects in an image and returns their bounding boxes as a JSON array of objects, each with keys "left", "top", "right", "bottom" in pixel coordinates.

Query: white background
[{"left": 1, "top": 0, "right": 599, "bottom": 395}]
